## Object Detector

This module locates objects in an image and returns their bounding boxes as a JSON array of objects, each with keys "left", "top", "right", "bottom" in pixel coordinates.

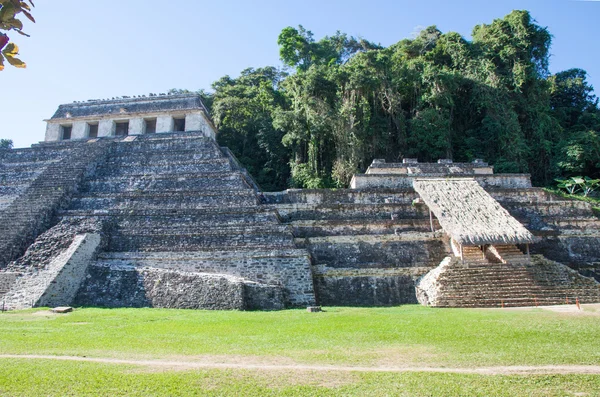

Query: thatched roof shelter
[{"left": 413, "top": 178, "right": 535, "bottom": 246}]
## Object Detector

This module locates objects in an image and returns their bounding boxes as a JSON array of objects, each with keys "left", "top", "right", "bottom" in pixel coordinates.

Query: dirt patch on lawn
[
  {"left": 2, "top": 354, "right": 600, "bottom": 376},
  {"left": 495, "top": 303, "right": 600, "bottom": 316}
]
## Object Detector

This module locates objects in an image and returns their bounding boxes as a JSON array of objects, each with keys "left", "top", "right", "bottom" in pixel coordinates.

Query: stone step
[
  {"left": 540, "top": 217, "right": 600, "bottom": 230},
  {"left": 289, "top": 218, "right": 438, "bottom": 237},
  {"left": 107, "top": 227, "right": 296, "bottom": 251},
  {"left": 417, "top": 255, "right": 600, "bottom": 308},
  {"left": 504, "top": 201, "right": 594, "bottom": 218},
  {"left": 70, "top": 190, "right": 259, "bottom": 211},
  {"left": 115, "top": 218, "right": 281, "bottom": 232},
  {"left": 95, "top": 158, "right": 233, "bottom": 177},
  {"left": 275, "top": 203, "right": 430, "bottom": 221},
  {"left": 108, "top": 141, "right": 223, "bottom": 157},
  {"left": 302, "top": 233, "right": 449, "bottom": 269},
  {"left": 81, "top": 173, "right": 250, "bottom": 193},
  {"left": 58, "top": 206, "right": 277, "bottom": 218},
  {"left": 0, "top": 149, "right": 68, "bottom": 164},
  {"left": 488, "top": 187, "right": 557, "bottom": 203},
  {"left": 268, "top": 188, "right": 418, "bottom": 205},
  {"left": 95, "top": 249, "right": 312, "bottom": 274},
  {"left": 97, "top": 249, "right": 310, "bottom": 262},
  {"left": 0, "top": 169, "right": 46, "bottom": 181},
  {"left": 106, "top": 148, "right": 224, "bottom": 164},
  {"left": 436, "top": 289, "right": 600, "bottom": 299},
  {"left": 113, "top": 223, "right": 291, "bottom": 237}
]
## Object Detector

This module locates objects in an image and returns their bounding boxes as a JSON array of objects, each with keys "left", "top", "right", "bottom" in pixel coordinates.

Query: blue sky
[{"left": 1, "top": 0, "right": 599, "bottom": 148}]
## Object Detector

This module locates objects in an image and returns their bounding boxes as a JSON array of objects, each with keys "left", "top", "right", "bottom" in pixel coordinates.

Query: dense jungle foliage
[{"left": 182, "top": 10, "right": 600, "bottom": 191}]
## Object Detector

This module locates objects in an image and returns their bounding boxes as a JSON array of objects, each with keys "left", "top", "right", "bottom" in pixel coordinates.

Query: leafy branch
[
  {"left": 555, "top": 176, "right": 600, "bottom": 197},
  {"left": 0, "top": 0, "right": 35, "bottom": 71}
]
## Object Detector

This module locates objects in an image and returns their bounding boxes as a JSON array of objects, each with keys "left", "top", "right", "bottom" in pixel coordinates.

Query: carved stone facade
[{"left": 44, "top": 94, "right": 216, "bottom": 142}]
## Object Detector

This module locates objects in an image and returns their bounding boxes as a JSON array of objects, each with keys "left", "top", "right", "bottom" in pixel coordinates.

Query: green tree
[
  {"left": 178, "top": 10, "right": 598, "bottom": 189},
  {"left": 211, "top": 67, "right": 290, "bottom": 191}
]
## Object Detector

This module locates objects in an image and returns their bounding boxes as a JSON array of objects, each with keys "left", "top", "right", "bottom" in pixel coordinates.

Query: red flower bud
[{"left": 0, "top": 34, "right": 8, "bottom": 51}]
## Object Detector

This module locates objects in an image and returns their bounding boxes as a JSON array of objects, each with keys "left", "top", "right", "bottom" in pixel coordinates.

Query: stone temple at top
[
  {"left": 0, "top": 93, "right": 598, "bottom": 311},
  {"left": 44, "top": 94, "right": 216, "bottom": 141}
]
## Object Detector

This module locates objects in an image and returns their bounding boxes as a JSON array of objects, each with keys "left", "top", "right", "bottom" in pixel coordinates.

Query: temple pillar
[
  {"left": 129, "top": 118, "right": 144, "bottom": 135},
  {"left": 156, "top": 115, "right": 173, "bottom": 133},
  {"left": 185, "top": 113, "right": 204, "bottom": 132},
  {"left": 71, "top": 121, "right": 88, "bottom": 140},
  {"left": 45, "top": 123, "right": 60, "bottom": 142},
  {"left": 98, "top": 120, "right": 115, "bottom": 137}
]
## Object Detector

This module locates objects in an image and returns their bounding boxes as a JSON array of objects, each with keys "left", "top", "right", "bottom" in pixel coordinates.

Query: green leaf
[
  {"left": 4, "top": 54, "right": 24, "bottom": 67},
  {"left": 21, "top": 8, "right": 34, "bottom": 23},
  {"left": 0, "top": 3, "right": 16, "bottom": 23},
  {"left": 572, "top": 177, "right": 585, "bottom": 184},
  {"left": 2, "top": 42, "right": 18, "bottom": 56}
]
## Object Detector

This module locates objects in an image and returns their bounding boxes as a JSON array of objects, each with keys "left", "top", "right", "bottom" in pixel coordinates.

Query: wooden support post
[
  {"left": 526, "top": 244, "right": 530, "bottom": 261},
  {"left": 429, "top": 209, "right": 434, "bottom": 233},
  {"left": 460, "top": 244, "right": 464, "bottom": 265}
]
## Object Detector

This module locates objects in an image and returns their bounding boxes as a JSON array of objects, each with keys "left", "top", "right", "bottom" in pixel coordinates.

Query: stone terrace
[
  {"left": 265, "top": 186, "right": 600, "bottom": 307},
  {"left": 0, "top": 132, "right": 315, "bottom": 310},
  {"left": 265, "top": 189, "right": 451, "bottom": 306}
]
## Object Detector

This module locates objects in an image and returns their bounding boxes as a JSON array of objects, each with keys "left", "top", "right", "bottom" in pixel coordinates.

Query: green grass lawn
[
  {"left": 1, "top": 305, "right": 599, "bottom": 396},
  {"left": 2, "top": 359, "right": 600, "bottom": 397}
]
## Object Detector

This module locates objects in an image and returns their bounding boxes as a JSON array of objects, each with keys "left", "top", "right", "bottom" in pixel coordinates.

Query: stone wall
[
  {"left": 314, "top": 266, "right": 429, "bottom": 306},
  {"left": 75, "top": 265, "right": 285, "bottom": 310},
  {"left": 0, "top": 273, "right": 18, "bottom": 298},
  {"left": 303, "top": 234, "right": 448, "bottom": 269},
  {"left": 350, "top": 174, "right": 532, "bottom": 189},
  {"left": 37, "top": 233, "right": 101, "bottom": 307},
  {"left": 93, "top": 250, "right": 315, "bottom": 307},
  {"left": 0, "top": 217, "right": 106, "bottom": 310}
]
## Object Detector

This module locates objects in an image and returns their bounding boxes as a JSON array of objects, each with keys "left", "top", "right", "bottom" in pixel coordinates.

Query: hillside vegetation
[{"left": 179, "top": 10, "right": 599, "bottom": 191}]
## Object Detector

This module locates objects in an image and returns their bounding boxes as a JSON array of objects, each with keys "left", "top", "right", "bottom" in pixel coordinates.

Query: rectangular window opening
[
  {"left": 145, "top": 118, "right": 157, "bottom": 134},
  {"left": 115, "top": 121, "right": 129, "bottom": 136},
  {"left": 61, "top": 125, "right": 72, "bottom": 140},
  {"left": 173, "top": 117, "right": 185, "bottom": 132},
  {"left": 88, "top": 123, "right": 99, "bottom": 138}
]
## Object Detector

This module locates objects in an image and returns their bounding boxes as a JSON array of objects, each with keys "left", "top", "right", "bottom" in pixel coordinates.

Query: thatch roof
[{"left": 413, "top": 178, "right": 535, "bottom": 246}]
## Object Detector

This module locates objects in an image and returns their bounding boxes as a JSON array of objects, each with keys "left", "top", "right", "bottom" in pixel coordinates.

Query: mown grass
[
  {"left": 1, "top": 306, "right": 599, "bottom": 367},
  {"left": 2, "top": 359, "right": 600, "bottom": 397}
]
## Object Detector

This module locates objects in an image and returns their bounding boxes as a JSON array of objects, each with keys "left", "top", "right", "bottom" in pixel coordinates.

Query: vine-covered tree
[{"left": 185, "top": 10, "right": 599, "bottom": 190}]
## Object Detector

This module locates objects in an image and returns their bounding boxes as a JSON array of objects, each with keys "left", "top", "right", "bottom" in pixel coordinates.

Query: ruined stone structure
[{"left": 0, "top": 94, "right": 599, "bottom": 310}]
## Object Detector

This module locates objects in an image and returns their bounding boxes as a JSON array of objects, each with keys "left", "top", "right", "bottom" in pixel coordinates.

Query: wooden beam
[{"left": 429, "top": 209, "right": 434, "bottom": 233}]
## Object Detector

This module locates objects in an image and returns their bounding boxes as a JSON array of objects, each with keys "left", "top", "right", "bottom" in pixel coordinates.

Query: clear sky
[{"left": 1, "top": 0, "right": 598, "bottom": 148}]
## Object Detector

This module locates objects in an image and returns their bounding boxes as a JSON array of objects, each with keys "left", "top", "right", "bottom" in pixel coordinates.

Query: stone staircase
[
  {"left": 0, "top": 142, "right": 110, "bottom": 269},
  {"left": 461, "top": 246, "right": 495, "bottom": 265},
  {"left": 493, "top": 245, "right": 530, "bottom": 264},
  {"left": 416, "top": 254, "right": 600, "bottom": 308}
]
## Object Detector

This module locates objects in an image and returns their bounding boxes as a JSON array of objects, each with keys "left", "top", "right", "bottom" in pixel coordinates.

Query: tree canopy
[{"left": 181, "top": 10, "right": 599, "bottom": 190}]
